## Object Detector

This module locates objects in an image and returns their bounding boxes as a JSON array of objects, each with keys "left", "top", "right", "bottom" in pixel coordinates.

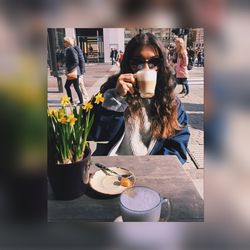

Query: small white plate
[{"left": 89, "top": 167, "right": 135, "bottom": 195}]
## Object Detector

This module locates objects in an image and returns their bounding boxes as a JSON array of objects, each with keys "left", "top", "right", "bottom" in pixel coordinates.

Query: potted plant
[{"left": 47, "top": 93, "right": 104, "bottom": 200}]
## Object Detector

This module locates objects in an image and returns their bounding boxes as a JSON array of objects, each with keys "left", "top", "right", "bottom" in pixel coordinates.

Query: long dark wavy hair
[{"left": 101, "top": 32, "right": 180, "bottom": 139}]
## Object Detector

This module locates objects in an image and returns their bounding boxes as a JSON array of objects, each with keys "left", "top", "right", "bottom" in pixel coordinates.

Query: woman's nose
[{"left": 143, "top": 62, "right": 150, "bottom": 70}]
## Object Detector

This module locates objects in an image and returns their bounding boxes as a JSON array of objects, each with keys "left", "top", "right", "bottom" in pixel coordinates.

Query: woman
[
  {"left": 91, "top": 33, "right": 190, "bottom": 164},
  {"left": 64, "top": 37, "right": 83, "bottom": 105},
  {"left": 175, "top": 37, "right": 189, "bottom": 96}
]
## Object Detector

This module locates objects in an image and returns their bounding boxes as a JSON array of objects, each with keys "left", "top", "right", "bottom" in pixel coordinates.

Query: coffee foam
[
  {"left": 136, "top": 69, "right": 157, "bottom": 81},
  {"left": 120, "top": 187, "right": 160, "bottom": 211}
]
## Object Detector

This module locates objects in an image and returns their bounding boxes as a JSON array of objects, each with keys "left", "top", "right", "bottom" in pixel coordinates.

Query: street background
[{"left": 48, "top": 64, "right": 204, "bottom": 198}]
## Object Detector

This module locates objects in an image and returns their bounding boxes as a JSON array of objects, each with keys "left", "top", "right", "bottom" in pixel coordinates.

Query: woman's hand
[{"left": 116, "top": 73, "right": 136, "bottom": 96}]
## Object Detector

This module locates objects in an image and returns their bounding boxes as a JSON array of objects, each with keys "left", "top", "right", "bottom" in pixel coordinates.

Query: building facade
[
  {"left": 103, "top": 28, "right": 125, "bottom": 63},
  {"left": 48, "top": 28, "right": 204, "bottom": 70},
  {"left": 49, "top": 28, "right": 125, "bottom": 64},
  {"left": 190, "top": 28, "right": 204, "bottom": 49},
  {"left": 124, "top": 28, "right": 175, "bottom": 47}
]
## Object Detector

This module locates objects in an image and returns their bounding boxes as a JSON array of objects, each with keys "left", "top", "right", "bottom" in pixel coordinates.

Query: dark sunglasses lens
[
  {"left": 130, "top": 57, "right": 162, "bottom": 70},
  {"left": 130, "top": 59, "right": 144, "bottom": 70},
  {"left": 148, "top": 58, "right": 161, "bottom": 67},
  {"left": 130, "top": 59, "right": 143, "bottom": 66}
]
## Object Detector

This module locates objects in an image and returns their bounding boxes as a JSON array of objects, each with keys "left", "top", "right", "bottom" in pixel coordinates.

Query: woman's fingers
[
  {"left": 116, "top": 74, "right": 136, "bottom": 96},
  {"left": 125, "top": 82, "right": 135, "bottom": 95},
  {"left": 116, "top": 81, "right": 134, "bottom": 96},
  {"left": 121, "top": 81, "right": 134, "bottom": 95},
  {"left": 120, "top": 74, "right": 136, "bottom": 84}
]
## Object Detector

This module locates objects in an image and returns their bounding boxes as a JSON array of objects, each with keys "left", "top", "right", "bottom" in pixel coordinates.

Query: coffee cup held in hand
[{"left": 135, "top": 69, "right": 157, "bottom": 98}]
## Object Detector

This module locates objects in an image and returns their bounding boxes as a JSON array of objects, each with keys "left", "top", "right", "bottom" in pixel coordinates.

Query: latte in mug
[
  {"left": 136, "top": 69, "right": 157, "bottom": 98},
  {"left": 120, "top": 186, "right": 171, "bottom": 222}
]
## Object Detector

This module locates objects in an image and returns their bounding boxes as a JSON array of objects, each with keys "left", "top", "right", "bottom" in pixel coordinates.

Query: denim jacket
[{"left": 89, "top": 89, "right": 190, "bottom": 164}]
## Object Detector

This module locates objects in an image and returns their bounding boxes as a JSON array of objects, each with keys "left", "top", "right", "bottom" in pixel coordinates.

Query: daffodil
[
  {"left": 82, "top": 101, "right": 93, "bottom": 112},
  {"left": 67, "top": 114, "right": 77, "bottom": 126},
  {"left": 94, "top": 92, "right": 105, "bottom": 104},
  {"left": 48, "top": 108, "right": 57, "bottom": 117},
  {"left": 58, "top": 108, "right": 66, "bottom": 118},
  {"left": 60, "top": 96, "right": 71, "bottom": 106},
  {"left": 49, "top": 92, "right": 104, "bottom": 164},
  {"left": 57, "top": 116, "right": 67, "bottom": 124}
]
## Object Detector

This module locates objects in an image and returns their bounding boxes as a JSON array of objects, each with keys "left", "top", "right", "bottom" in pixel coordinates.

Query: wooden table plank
[{"left": 48, "top": 155, "right": 204, "bottom": 222}]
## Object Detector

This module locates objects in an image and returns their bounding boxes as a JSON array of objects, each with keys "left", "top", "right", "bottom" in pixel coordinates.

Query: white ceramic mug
[
  {"left": 135, "top": 69, "right": 157, "bottom": 98},
  {"left": 120, "top": 186, "right": 171, "bottom": 222}
]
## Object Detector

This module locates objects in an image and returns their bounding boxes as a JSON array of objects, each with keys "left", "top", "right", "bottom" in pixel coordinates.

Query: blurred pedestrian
[
  {"left": 90, "top": 32, "right": 190, "bottom": 164},
  {"left": 73, "top": 38, "right": 89, "bottom": 102},
  {"left": 170, "top": 45, "right": 177, "bottom": 64},
  {"left": 63, "top": 37, "right": 83, "bottom": 105},
  {"left": 174, "top": 37, "right": 189, "bottom": 96},
  {"left": 88, "top": 44, "right": 93, "bottom": 55},
  {"left": 188, "top": 47, "right": 195, "bottom": 63},
  {"left": 110, "top": 48, "right": 115, "bottom": 65},
  {"left": 114, "top": 49, "right": 118, "bottom": 62},
  {"left": 187, "top": 46, "right": 195, "bottom": 70},
  {"left": 166, "top": 45, "right": 177, "bottom": 76},
  {"left": 197, "top": 50, "right": 203, "bottom": 67},
  {"left": 118, "top": 50, "right": 124, "bottom": 63}
]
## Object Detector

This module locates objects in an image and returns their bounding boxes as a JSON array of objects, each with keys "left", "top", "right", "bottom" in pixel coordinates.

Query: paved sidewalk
[
  {"left": 175, "top": 67, "right": 204, "bottom": 199},
  {"left": 48, "top": 64, "right": 204, "bottom": 198}
]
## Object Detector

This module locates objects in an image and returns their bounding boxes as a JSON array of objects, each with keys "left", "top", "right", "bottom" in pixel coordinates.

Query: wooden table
[{"left": 48, "top": 155, "right": 204, "bottom": 222}]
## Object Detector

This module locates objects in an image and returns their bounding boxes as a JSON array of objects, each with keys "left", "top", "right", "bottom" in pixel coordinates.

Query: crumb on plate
[{"left": 120, "top": 177, "right": 131, "bottom": 187}]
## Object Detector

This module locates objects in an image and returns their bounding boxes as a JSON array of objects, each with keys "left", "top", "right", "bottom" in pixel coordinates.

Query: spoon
[{"left": 95, "top": 163, "right": 133, "bottom": 179}]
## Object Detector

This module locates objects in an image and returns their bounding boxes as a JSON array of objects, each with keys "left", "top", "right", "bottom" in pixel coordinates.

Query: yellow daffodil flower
[
  {"left": 57, "top": 116, "right": 67, "bottom": 124},
  {"left": 48, "top": 108, "right": 57, "bottom": 117},
  {"left": 60, "top": 96, "right": 71, "bottom": 106},
  {"left": 58, "top": 108, "right": 65, "bottom": 118},
  {"left": 82, "top": 101, "right": 93, "bottom": 112},
  {"left": 67, "top": 114, "right": 77, "bottom": 126},
  {"left": 94, "top": 92, "right": 105, "bottom": 104}
]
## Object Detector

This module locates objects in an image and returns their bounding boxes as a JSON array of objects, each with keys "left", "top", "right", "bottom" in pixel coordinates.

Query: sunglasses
[{"left": 130, "top": 57, "right": 162, "bottom": 71}]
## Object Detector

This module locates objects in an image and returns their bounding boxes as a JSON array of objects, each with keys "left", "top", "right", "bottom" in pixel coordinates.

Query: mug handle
[{"left": 160, "top": 197, "right": 171, "bottom": 222}]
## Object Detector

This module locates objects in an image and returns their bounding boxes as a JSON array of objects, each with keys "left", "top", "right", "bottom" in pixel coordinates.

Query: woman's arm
[
  {"left": 88, "top": 102, "right": 125, "bottom": 142},
  {"left": 102, "top": 88, "right": 128, "bottom": 112}
]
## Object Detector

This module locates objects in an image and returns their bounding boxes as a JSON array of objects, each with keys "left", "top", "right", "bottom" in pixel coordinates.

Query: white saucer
[
  {"left": 114, "top": 216, "right": 123, "bottom": 222},
  {"left": 89, "top": 167, "right": 135, "bottom": 195}
]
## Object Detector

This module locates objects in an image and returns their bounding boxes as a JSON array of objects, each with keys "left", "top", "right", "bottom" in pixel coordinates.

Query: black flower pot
[{"left": 48, "top": 148, "right": 91, "bottom": 200}]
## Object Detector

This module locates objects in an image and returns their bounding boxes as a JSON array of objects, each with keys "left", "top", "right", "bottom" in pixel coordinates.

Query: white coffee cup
[
  {"left": 120, "top": 186, "right": 171, "bottom": 222},
  {"left": 135, "top": 69, "right": 157, "bottom": 98}
]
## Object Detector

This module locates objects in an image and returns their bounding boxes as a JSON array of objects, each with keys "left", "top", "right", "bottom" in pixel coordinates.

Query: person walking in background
[
  {"left": 166, "top": 45, "right": 177, "bottom": 76},
  {"left": 90, "top": 32, "right": 190, "bottom": 164},
  {"left": 63, "top": 37, "right": 83, "bottom": 105},
  {"left": 118, "top": 50, "right": 124, "bottom": 64},
  {"left": 114, "top": 49, "right": 118, "bottom": 62},
  {"left": 197, "top": 49, "right": 203, "bottom": 67},
  {"left": 174, "top": 37, "right": 189, "bottom": 96},
  {"left": 73, "top": 38, "right": 89, "bottom": 102},
  {"left": 187, "top": 46, "right": 195, "bottom": 67},
  {"left": 114, "top": 49, "right": 121, "bottom": 67},
  {"left": 88, "top": 44, "right": 93, "bottom": 55},
  {"left": 110, "top": 48, "right": 115, "bottom": 65},
  {"left": 168, "top": 45, "right": 177, "bottom": 65}
]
